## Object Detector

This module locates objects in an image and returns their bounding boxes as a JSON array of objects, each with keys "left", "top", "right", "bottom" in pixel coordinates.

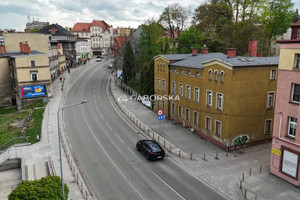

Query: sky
[{"left": 0, "top": 0, "right": 299, "bottom": 31}]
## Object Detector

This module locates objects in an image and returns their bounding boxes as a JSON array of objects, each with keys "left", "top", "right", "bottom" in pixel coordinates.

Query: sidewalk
[{"left": 109, "top": 75, "right": 300, "bottom": 200}]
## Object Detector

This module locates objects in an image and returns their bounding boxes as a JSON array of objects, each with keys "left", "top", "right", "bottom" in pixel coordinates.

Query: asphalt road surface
[{"left": 63, "top": 59, "right": 226, "bottom": 200}]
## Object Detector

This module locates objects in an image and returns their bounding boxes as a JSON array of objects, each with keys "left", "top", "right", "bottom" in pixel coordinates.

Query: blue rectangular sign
[
  {"left": 158, "top": 115, "right": 166, "bottom": 120},
  {"left": 21, "top": 85, "right": 46, "bottom": 98}
]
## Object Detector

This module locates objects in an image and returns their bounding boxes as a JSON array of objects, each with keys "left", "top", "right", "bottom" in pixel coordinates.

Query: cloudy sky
[{"left": 0, "top": 0, "right": 299, "bottom": 31}]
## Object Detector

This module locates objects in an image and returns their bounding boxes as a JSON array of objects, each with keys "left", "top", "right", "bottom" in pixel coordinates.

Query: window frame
[
  {"left": 179, "top": 83, "right": 183, "bottom": 97},
  {"left": 162, "top": 79, "right": 166, "bottom": 92},
  {"left": 264, "top": 119, "right": 272, "bottom": 135},
  {"left": 30, "top": 60, "right": 36, "bottom": 67},
  {"left": 193, "top": 111, "right": 199, "bottom": 125},
  {"left": 287, "top": 117, "right": 297, "bottom": 138},
  {"left": 220, "top": 71, "right": 225, "bottom": 82},
  {"left": 186, "top": 85, "right": 191, "bottom": 99},
  {"left": 216, "top": 92, "right": 223, "bottom": 110},
  {"left": 30, "top": 71, "right": 38, "bottom": 81},
  {"left": 178, "top": 105, "right": 182, "bottom": 117},
  {"left": 214, "top": 70, "right": 218, "bottom": 81},
  {"left": 205, "top": 116, "right": 212, "bottom": 131},
  {"left": 208, "top": 69, "right": 212, "bottom": 80},
  {"left": 185, "top": 107, "right": 190, "bottom": 121},
  {"left": 215, "top": 120, "right": 222, "bottom": 137},
  {"left": 267, "top": 91, "right": 275, "bottom": 109},
  {"left": 157, "top": 78, "right": 160, "bottom": 90},
  {"left": 172, "top": 81, "right": 176, "bottom": 95},
  {"left": 194, "top": 87, "right": 199, "bottom": 102},
  {"left": 270, "top": 69, "right": 276, "bottom": 80},
  {"left": 291, "top": 83, "right": 300, "bottom": 103},
  {"left": 296, "top": 54, "right": 300, "bottom": 68},
  {"left": 206, "top": 90, "right": 213, "bottom": 107}
]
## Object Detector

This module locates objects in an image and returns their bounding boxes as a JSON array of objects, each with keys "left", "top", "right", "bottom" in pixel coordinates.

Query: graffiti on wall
[{"left": 232, "top": 134, "right": 249, "bottom": 146}]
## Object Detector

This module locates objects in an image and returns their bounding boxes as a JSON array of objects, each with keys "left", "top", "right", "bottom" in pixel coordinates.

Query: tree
[
  {"left": 123, "top": 41, "right": 135, "bottom": 84},
  {"left": 140, "top": 60, "right": 154, "bottom": 95},
  {"left": 9, "top": 176, "right": 69, "bottom": 200},
  {"left": 260, "top": 0, "right": 294, "bottom": 55},
  {"left": 293, "top": 8, "right": 300, "bottom": 22},
  {"left": 29, "top": 27, "right": 39, "bottom": 32},
  {"left": 177, "top": 27, "right": 204, "bottom": 53},
  {"left": 159, "top": 3, "right": 190, "bottom": 42}
]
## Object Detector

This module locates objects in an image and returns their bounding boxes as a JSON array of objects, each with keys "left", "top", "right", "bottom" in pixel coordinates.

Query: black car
[{"left": 136, "top": 140, "right": 165, "bottom": 160}]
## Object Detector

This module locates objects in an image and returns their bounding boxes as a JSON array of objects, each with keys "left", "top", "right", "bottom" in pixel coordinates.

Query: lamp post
[{"left": 57, "top": 100, "right": 88, "bottom": 199}]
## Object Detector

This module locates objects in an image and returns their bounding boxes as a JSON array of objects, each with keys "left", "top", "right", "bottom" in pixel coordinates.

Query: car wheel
[{"left": 136, "top": 145, "right": 140, "bottom": 151}]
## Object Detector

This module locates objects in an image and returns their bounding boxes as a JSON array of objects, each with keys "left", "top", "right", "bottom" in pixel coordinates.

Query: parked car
[
  {"left": 96, "top": 57, "right": 102, "bottom": 62},
  {"left": 136, "top": 140, "right": 165, "bottom": 160}
]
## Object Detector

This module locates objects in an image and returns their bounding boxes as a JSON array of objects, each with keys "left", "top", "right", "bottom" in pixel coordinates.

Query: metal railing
[{"left": 0, "top": 136, "right": 30, "bottom": 153}]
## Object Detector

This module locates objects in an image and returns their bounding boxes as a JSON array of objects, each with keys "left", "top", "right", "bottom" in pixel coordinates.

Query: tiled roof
[
  {"left": 90, "top": 20, "right": 111, "bottom": 32},
  {"left": 71, "top": 23, "right": 90, "bottom": 32},
  {"left": 37, "top": 24, "right": 74, "bottom": 36},
  {"left": 291, "top": 19, "right": 300, "bottom": 27},
  {"left": 161, "top": 53, "right": 278, "bottom": 69}
]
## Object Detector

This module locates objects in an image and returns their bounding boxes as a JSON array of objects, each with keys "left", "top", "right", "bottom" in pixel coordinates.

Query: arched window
[
  {"left": 208, "top": 69, "right": 212, "bottom": 80},
  {"left": 157, "top": 63, "right": 159, "bottom": 71},
  {"left": 220, "top": 71, "right": 225, "bottom": 82},
  {"left": 214, "top": 70, "right": 218, "bottom": 81}
]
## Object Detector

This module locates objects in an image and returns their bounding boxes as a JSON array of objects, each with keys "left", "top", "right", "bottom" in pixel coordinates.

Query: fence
[{"left": 0, "top": 136, "right": 30, "bottom": 153}]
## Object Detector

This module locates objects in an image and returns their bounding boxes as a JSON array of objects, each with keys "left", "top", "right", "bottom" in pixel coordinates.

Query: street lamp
[{"left": 57, "top": 100, "right": 88, "bottom": 199}]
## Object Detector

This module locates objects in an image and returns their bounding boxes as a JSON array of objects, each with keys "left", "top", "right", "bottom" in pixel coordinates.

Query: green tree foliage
[
  {"left": 123, "top": 41, "right": 135, "bottom": 84},
  {"left": 177, "top": 27, "right": 204, "bottom": 53},
  {"left": 29, "top": 27, "right": 39, "bottom": 33},
  {"left": 140, "top": 60, "right": 154, "bottom": 95},
  {"left": 158, "top": 3, "right": 190, "bottom": 42},
  {"left": 8, "top": 176, "right": 69, "bottom": 200},
  {"left": 260, "top": 0, "right": 294, "bottom": 54}
]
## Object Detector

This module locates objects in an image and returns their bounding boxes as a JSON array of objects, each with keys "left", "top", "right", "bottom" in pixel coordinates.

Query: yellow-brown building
[
  {"left": 154, "top": 48, "right": 279, "bottom": 150},
  {"left": 0, "top": 33, "right": 51, "bottom": 108}
]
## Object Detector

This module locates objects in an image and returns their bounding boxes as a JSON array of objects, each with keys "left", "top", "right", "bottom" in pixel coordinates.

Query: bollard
[
  {"left": 158, "top": 136, "right": 160, "bottom": 143},
  {"left": 190, "top": 153, "right": 193, "bottom": 160},
  {"left": 179, "top": 150, "right": 181, "bottom": 157},
  {"left": 215, "top": 152, "right": 218, "bottom": 159},
  {"left": 242, "top": 173, "right": 244, "bottom": 181},
  {"left": 249, "top": 168, "right": 252, "bottom": 176},
  {"left": 260, "top": 164, "right": 262, "bottom": 173},
  {"left": 203, "top": 153, "right": 206, "bottom": 161},
  {"left": 76, "top": 173, "right": 79, "bottom": 183},
  {"left": 244, "top": 189, "right": 247, "bottom": 198},
  {"left": 240, "top": 180, "right": 242, "bottom": 189},
  {"left": 226, "top": 151, "right": 228, "bottom": 157}
]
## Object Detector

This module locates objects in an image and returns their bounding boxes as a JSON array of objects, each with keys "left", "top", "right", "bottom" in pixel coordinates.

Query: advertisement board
[
  {"left": 282, "top": 149, "right": 298, "bottom": 178},
  {"left": 21, "top": 85, "right": 46, "bottom": 98}
]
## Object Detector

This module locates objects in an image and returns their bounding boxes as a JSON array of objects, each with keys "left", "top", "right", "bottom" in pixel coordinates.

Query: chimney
[
  {"left": 192, "top": 48, "right": 198, "bottom": 56},
  {"left": 50, "top": 27, "right": 56, "bottom": 34},
  {"left": 24, "top": 29, "right": 30, "bottom": 33},
  {"left": 19, "top": 42, "right": 24, "bottom": 53},
  {"left": 0, "top": 45, "right": 5, "bottom": 55},
  {"left": 23, "top": 43, "right": 31, "bottom": 54},
  {"left": 248, "top": 39, "right": 257, "bottom": 57},
  {"left": 201, "top": 48, "right": 208, "bottom": 54},
  {"left": 227, "top": 48, "right": 236, "bottom": 57}
]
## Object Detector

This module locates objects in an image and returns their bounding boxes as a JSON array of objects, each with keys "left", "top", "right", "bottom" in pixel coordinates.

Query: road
[{"left": 63, "top": 59, "right": 226, "bottom": 200}]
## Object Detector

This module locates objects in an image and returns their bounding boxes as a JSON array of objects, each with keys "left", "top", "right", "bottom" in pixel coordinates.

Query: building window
[
  {"left": 196, "top": 72, "right": 200, "bottom": 77},
  {"left": 287, "top": 117, "right": 297, "bottom": 138},
  {"left": 186, "top": 85, "right": 191, "bottom": 99},
  {"left": 265, "top": 119, "right": 272, "bottom": 135},
  {"left": 298, "top": 29, "right": 300, "bottom": 36},
  {"left": 193, "top": 111, "right": 199, "bottom": 125},
  {"left": 185, "top": 108, "right": 190, "bottom": 120},
  {"left": 216, "top": 93, "right": 223, "bottom": 110},
  {"left": 194, "top": 87, "right": 199, "bottom": 102},
  {"left": 163, "top": 64, "right": 165, "bottom": 72},
  {"left": 162, "top": 79, "right": 166, "bottom": 92},
  {"left": 206, "top": 90, "right": 212, "bottom": 107},
  {"left": 31, "top": 60, "right": 36, "bottom": 67},
  {"left": 180, "top": 69, "right": 183, "bottom": 74},
  {"left": 214, "top": 70, "right": 218, "bottom": 81},
  {"left": 157, "top": 78, "right": 160, "bottom": 90},
  {"left": 296, "top": 54, "right": 300, "bottom": 68},
  {"left": 172, "top": 103, "right": 175, "bottom": 115},
  {"left": 178, "top": 105, "right": 182, "bottom": 117},
  {"left": 157, "top": 100, "right": 160, "bottom": 108},
  {"left": 179, "top": 83, "right": 183, "bottom": 96},
  {"left": 30, "top": 71, "right": 38, "bottom": 81},
  {"left": 291, "top": 83, "right": 300, "bottom": 103},
  {"left": 208, "top": 69, "right": 212, "bottom": 80},
  {"left": 162, "top": 101, "right": 165, "bottom": 109},
  {"left": 220, "top": 71, "right": 225, "bottom": 82},
  {"left": 267, "top": 92, "right": 275, "bottom": 108},
  {"left": 215, "top": 120, "right": 222, "bottom": 137},
  {"left": 205, "top": 116, "right": 211, "bottom": 131},
  {"left": 172, "top": 81, "right": 176, "bottom": 95},
  {"left": 187, "top": 70, "right": 191, "bottom": 75},
  {"left": 270, "top": 69, "right": 276, "bottom": 80}
]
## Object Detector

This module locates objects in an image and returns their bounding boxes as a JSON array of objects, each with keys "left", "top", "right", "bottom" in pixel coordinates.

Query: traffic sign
[
  {"left": 158, "top": 115, "right": 166, "bottom": 120},
  {"left": 157, "top": 109, "right": 163, "bottom": 116}
]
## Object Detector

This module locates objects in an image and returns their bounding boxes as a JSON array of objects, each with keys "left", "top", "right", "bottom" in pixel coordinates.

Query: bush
[{"left": 8, "top": 176, "right": 69, "bottom": 200}]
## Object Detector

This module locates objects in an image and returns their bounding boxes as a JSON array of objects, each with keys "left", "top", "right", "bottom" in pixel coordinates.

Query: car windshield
[{"left": 147, "top": 143, "right": 161, "bottom": 152}]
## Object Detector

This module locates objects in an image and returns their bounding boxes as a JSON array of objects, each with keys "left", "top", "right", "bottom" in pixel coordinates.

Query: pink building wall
[{"left": 270, "top": 70, "right": 300, "bottom": 187}]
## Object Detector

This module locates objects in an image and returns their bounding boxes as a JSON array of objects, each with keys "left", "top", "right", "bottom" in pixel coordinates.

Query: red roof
[
  {"left": 291, "top": 19, "right": 300, "bottom": 27},
  {"left": 113, "top": 36, "right": 129, "bottom": 57},
  {"left": 71, "top": 23, "right": 90, "bottom": 32},
  {"left": 90, "top": 20, "right": 111, "bottom": 32},
  {"left": 71, "top": 20, "right": 111, "bottom": 33}
]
